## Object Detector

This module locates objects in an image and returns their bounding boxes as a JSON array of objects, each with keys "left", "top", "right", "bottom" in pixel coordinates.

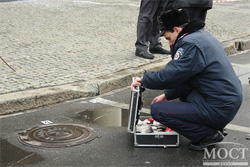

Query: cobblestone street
[{"left": 0, "top": 0, "right": 250, "bottom": 113}]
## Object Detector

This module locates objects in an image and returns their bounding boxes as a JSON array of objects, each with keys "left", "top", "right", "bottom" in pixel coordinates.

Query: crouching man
[{"left": 131, "top": 9, "right": 242, "bottom": 151}]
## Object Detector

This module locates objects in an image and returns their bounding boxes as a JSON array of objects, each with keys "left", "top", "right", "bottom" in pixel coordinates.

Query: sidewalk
[{"left": 1, "top": 0, "right": 250, "bottom": 114}]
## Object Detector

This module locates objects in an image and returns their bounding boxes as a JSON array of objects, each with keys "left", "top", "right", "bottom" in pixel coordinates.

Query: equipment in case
[{"left": 128, "top": 79, "right": 179, "bottom": 147}]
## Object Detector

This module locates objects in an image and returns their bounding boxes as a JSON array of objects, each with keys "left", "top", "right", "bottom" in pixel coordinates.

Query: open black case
[{"left": 128, "top": 80, "right": 180, "bottom": 147}]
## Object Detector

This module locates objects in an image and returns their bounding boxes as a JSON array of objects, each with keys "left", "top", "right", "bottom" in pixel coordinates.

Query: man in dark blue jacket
[{"left": 131, "top": 9, "right": 242, "bottom": 151}]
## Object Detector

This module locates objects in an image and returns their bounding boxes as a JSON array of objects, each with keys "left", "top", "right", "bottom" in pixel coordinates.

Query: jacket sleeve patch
[{"left": 174, "top": 48, "right": 184, "bottom": 60}]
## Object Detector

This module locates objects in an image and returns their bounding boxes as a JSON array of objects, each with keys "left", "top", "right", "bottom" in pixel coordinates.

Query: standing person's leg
[
  {"left": 135, "top": 0, "right": 152, "bottom": 52},
  {"left": 149, "top": 0, "right": 163, "bottom": 50},
  {"left": 185, "top": 7, "right": 208, "bottom": 22},
  {"left": 149, "top": 0, "right": 171, "bottom": 54},
  {"left": 135, "top": 0, "right": 159, "bottom": 59},
  {"left": 198, "top": 8, "right": 208, "bottom": 22}
]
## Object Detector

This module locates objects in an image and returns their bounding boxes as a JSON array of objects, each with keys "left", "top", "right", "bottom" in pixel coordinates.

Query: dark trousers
[
  {"left": 135, "top": 0, "right": 166, "bottom": 51},
  {"left": 185, "top": 7, "right": 208, "bottom": 22},
  {"left": 151, "top": 101, "right": 213, "bottom": 143}
]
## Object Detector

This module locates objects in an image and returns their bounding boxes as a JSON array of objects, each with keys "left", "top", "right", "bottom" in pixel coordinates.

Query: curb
[
  {"left": 222, "top": 36, "right": 250, "bottom": 55},
  {"left": 0, "top": 83, "right": 97, "bottom": 114},
  {"left": 0, "top": 58, "right": 171, "bottom": 115},
  {"left": 1, "top": 38, "right": 250, "bottom": 115}
]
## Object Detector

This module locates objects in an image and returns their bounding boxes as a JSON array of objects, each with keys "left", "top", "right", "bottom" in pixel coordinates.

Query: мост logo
[{"left": 203, "top": 142, "right": 249, "bottom": 166}]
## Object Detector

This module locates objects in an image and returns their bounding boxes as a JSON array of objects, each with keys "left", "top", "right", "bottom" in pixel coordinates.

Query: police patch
[{"left": 174, "top": 48, "right": 184, "bottom": 60}]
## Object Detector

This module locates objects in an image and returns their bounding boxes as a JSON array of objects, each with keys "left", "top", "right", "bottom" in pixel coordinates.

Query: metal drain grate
[{"left": 18, "top": 124, "right": 99, "bottom": 147}]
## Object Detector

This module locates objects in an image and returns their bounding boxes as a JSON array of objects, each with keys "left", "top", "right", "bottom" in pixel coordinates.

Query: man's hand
[
  {"left": 130, "top": 77, "right": 142, "bottom": 91},
  {"left": 151, "top": 93, "right": 167, "bottom": 104}
]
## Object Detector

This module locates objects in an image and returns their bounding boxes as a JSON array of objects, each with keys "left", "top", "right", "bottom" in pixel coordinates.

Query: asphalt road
[
  {"left": 1, "top": 0, "right": 250, "bottom": 114},
  {"left": 1, "top": 51, "right": 249, "bottom": 167}
]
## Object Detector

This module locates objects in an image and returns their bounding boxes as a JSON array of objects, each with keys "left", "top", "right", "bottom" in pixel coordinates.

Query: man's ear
[{"left": 173, "top": 27, "right": 182, "bottom": 33}]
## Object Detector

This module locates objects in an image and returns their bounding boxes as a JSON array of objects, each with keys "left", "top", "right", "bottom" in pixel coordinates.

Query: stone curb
[
  {"left": 0, "top": 83, "right": 97, "bottom": 114},
  {"left": 222, "top": 36, "right": 250, "bottom": 55},
  {"left": 1, "top": 39, "right": 250, "bottom": 115},
  {"left": 0, "top": 58, "right": 171, "bottom": 115}
]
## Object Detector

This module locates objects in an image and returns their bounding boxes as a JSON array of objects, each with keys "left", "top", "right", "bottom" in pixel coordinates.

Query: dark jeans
[{"left": 151, "top": 101, "right": 213, "bottom": 142}]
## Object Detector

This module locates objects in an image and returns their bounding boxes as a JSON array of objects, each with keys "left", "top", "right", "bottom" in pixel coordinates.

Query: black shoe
[
  {"left": 188, "top": 129, "right": 224, "bottom": 151},
  {"left": 201, "top": 129, "right": 224, "bottom": 147},
  {"left": 135, "top": 50, "right": 154, "bottom": 59},
  {"left": 149, "top": 47, "right": 171, "bottom": 54},
  {"left": 219, "top": 128, "right": 228, "bottom": 136},
  {"left": 188, "top": 142, "right": 204, "bottom": 151}
]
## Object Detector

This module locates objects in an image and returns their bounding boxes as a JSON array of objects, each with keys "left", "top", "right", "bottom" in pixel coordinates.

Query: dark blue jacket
[{"left": 141, "top": 20, "right": 242, "bottom": 129}]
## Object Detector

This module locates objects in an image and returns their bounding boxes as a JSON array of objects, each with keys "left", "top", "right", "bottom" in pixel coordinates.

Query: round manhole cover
[{"left": 18, "top": 124, "right": 99, "bottom": 148}]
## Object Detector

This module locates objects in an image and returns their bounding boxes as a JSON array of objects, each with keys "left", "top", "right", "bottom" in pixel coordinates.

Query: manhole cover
[{"left": 18, "top": 124, "right": 99, "bottom": 148}]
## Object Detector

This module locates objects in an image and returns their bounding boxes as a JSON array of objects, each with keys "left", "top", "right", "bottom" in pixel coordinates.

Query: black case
[{"left": 128, "top": 83, "right": 179, "bottom": 147}]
